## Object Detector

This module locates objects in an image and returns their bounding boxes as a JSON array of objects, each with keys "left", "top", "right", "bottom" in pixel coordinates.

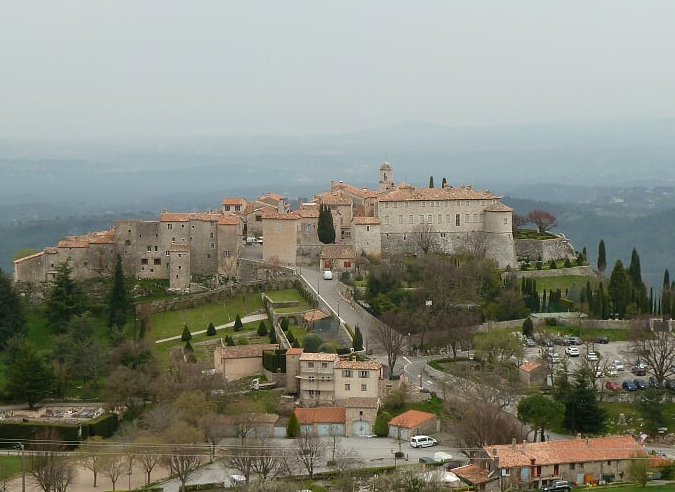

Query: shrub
[
  {"left": 287, "top": 413, "right": 300, "bottom": 437},
  {"left": 564, "top": 258, "right": 572, "bottom": 268},
  {"left": 269, "top": 327, "right": 277, "bottom": 343},
  {"left": 226, "top": 335, "right": 236, "bottom": 346},
  {"left": 184, "top": 340, "right": 193, "bottom": 352},
  {"left": 302, "top": 333, "right": 323, "bottom": 353},
  {"left": 257, "top": 321, "right": 268, "bottom": 336},
  {"left": 234, "top": 314, "right": 243, "bottom": 332},
  {"left": 317, "top": 343, "right": 337, "bottom": 353},
  {"left": 522, "top": 317, "right": 534, "bottom": 338},
  {"left": 280, "top": 317, "right": 289, "bottom": 331},
  {"left": 536, "top": 261, "right": 543, "bottom": 270},
  {"left": 287, "top": 331, "right": 295, "bottom": 343},
  {"left": 206, "top": 322, "right": 216, "bottom": 336},
  {"left": 181, "top": 324, "right": 192, "bottom": 341},
  {"left": 374, "top": 411, "right": 391, "bottom": 437},
  {"left": 549, "top": 260, "right": 557, "bottom": 269},
  {"left": 236, "top": 336, "right": 248, "bottom": 345}
]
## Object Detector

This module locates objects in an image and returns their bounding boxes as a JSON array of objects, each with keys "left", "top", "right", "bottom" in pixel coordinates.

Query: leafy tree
[
  {"left": 429, "top": 175, "right": 434, "bottom": 188},
  {"left": 45, "top": 261, "right": 87, "bottom": 333},
  {"left": 0, "top": 268, "right": 27, "bottom": 346},
  {"left": 352, "top": 325, "right": 364, "bottom": 351},
  {"left": 317, "top": 342, "right": 337, "bottom": 353},
  {"left": 286, "top": 412, "right": 300, "bottom": 437},
  {"left": 628, "top": 452, "right": 652, "bottom": 486},
  {"left": 597, "top": 239, "right": 607, "bottom": 273},
  {"left": 257, "top": 321, "right": 268, "bottom": 336},
  {"left": 79, "top": 435, "right": 108, "bottom": 487},
  {"left": 107, "top": 254, "right": 129, "bottom": 331},
  {"left": 181, "top": 324, "right": 192, "bottom": 341},
  {"left": 517, "top": 394, "right": 564, "bottom": 442},
  {"left": 608, "top": 260, "right": 631, "bottom": 319},
  {"left": 302, "top": 333, "right": 323, "bottom": 353},
  {"left": 234, "top": 314, "right": 243, "bottom": 332},
  {"left": 522, "top": 317, "right": 534, "bottom": 339},
  {"left": 317, "top": 204, "right": 336, "bottom": 244},
  {"left": 374, "top": 411, "right": 391, "bottom": 437},
  {"left": 5, "top": 338, "right": 54, "bottom": 409},
  {"left": 528, "top": 210, "right": 557, "bottom": 233},
  {"left": 206, "top": 321, "right": 216, "bottom": 336}
]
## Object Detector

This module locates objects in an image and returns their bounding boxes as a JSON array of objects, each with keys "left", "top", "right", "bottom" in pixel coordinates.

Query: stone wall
[{"left": 515, "top": 236, "right": 577, "bottom": 263}]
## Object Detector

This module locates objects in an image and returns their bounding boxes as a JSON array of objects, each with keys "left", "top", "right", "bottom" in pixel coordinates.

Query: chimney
[
  {"left": 522, "top": 440, "right": 527, "bottom": 451},
  {"left": 511, "top": 438, "right": 517, "bottom": 450},
  {"left": 576, "top": 433, "right": 582, "bottom": 439}
]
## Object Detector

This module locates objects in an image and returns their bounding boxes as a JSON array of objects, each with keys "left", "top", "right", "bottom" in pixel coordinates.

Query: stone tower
[{"left": 379, "top": 162, "right": 393, "bottom": 192}]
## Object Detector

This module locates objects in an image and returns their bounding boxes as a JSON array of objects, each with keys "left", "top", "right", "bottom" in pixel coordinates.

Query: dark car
[
  {"left": 634, "top": 378, "right": 647, "bottom": 390},
  {"left": 622, "top": 380, "right": 638, "bottom": 391},
  {"left": 594, "top": 336, "right": 609, "bottom": 344},
  {"left": 649, "top": 376, "right": 661, "bottom": 388},
  {"left": 632, "top": 365, "right": 647, "bottom": 376},
  {"left": 541, "top": 338, "right": 554, "bottom": 347},
  {"left": 541, "top": 480, "right": 572, "bottom": 492},
  {"left": 665, "top": 379, "right": 675, "bottom": 391},
  {"left": 419, "top": 457, "right": 436, "bottom": 464}
]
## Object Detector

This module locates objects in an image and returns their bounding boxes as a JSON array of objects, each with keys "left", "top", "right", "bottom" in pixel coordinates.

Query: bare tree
[
  {"left": 373, "top": 313, "right": 406, "bottom": 376},
  {"left": 78, "top": 435, "right": 106, "bottom": 487},
  {"left": 512, "top": 213, "right": 529, "bottom": 233},
  {"left": 161, "top": 421, "right": 205, "bottom": 492},
  {"left": 100, "top": 450, "right": 125, "bottom": 491},
  {"left": 250, "top": 435, "right": 284, "bottom": 481},
  {"left": 412, "top": 222, "right": 437, "bottom": 255},
  {"left": 132, "top": 436, "right": 162, "bottom": 485},
  {"left": 631, "top": 321, "right": 675, "bottom": 385},
  {"left": 452, "top": 400, "right": 526, "bottom": 448},
  {"left": 30, "top": 428, "right": 77, "bottom": 492},
  {"left": 198, "top": 413, "right": 228, "bottom": 462},
  {"left": 292, "top": 431, "right": 326, "bottom": 479},
  {"left": 460, "top": 231, "right": 488, "bottom": 259},
  {"left": 528, "top": 210, "right": 557, "bottom": 233},
  {"left": 223, "top": 443, "right": 255, "bottom": 485}
]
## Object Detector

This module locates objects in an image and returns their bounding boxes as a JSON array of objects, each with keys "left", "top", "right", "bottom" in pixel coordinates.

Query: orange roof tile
[
  {"left": 45, "top": 247, "right": 58, "bottom": 254},
  {"left": 331, "top": 182, "right": 375, "bottom": 199},
  {"left": 314, "top": 191, "right": 352, "bottom": 206},
  {"left": 484, "top": 435, "right": 642, "bottom": 468},
  {"left": 302, "top": 310, "right": 330, "bottom": 323},
  {"left": 217, "top": 343, "right": 279, "bottom": 359},
  {"left": 379, "top": 184, "right": 499, "bottom": 202},
  {"left": 519, "top": 361, "right": 543, "bottom": 373},
  {"left": 388, "top": 410, "right": 436, "bottom": 428},
  {"left": 13, "top": 251, "right": 45, "bottom": 264},
  {"left": 320, "top": 245, "right": 356, "bottom": 260},
  {"left": 218, "top": 216, "right": 240, "bottom": 226},
  {"left": 453, "top": 464, "right": 491, "bottom": 485},
  {"left": 335, "top": 360, "right": 381, "bottom": 371},
  {"left": 299, "top": 352, "right": 340, "bottom": 362},
  {"left": 352, "top": 216, "right": 380, "bottom": 225},
  {"left": 286, "top": 348, "right": 304, "bottom": 355},
  {"left": 294, "top": 407, "right": 346, "bottom": 424},
  {"left": 222, "top": 197, "right": 246, "bottom": 206},
  {"left": 58, "top": 239, "right": 90, "bottom": 248},
  {"left": 485, "top": 202, "right": 513, "bottom": 212},
  {"left": 344, "top": 397, "right": 379, "bottom": 409},
  {"left": 259, "top": 192, "right": 286, "bottom": 202}
]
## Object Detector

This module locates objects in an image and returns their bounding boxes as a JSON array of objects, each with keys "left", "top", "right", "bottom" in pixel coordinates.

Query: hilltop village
[{"left": 13, "top": 163, "right": 573, "bottom": 290}]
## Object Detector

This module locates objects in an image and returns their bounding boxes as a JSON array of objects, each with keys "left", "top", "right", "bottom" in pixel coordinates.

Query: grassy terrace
[{"left": 531, "top": 274, "right": 598, "bottom": 293}]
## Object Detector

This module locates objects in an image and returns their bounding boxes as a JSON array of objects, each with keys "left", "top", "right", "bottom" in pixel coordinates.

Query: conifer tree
[
  {"left": 522, "top": 317, "right": 534, "bottom": 338},
  {"left": 181, "top": 324, "right": 192, "bottom": 341},
  {"left": 429, "top": 176, "right": 434, "bottom": 188},
  {"left": 206, "top": 321, "right": 216, "bottom": 336},
  {"left": 269, "top": 326, "right": 277, "bottom": 343},
  {"left": 138, "top": 319, "right": 146, "bottom": 339},
  {"left": 107, "top": 254, "right": 128, "bottom": 331},
  {"left": 257, "top": 321, "right": 268, "bottom": 336},
  {"left": 234, "top": 314, "right": 243, "bottom": 332},
  {"left": 352, "top": 325, "right": 364, "bottom": 351},
  {"left": 663, "top": 269, "right": 671, "bottom": 319},
  {"left": 597, "top": 239, "right": 607, "bottom": 273},
  {"left": 184, "top": 340, "right": 193, "bottom": 352},
  {"left": 0, "top": 268, "right": 27, "bottom": 346},
  {"left": 287, "top": 413, "right": 300, "bottom": 437},
  {"left": 280, "top": 317, "right": 289, "bottom": 331},
  {"left": 441, "top": 177, "right": 447, "bottom": 188},
  {"left": 226, "top": 335, "right": 236, "bottom": 346},
  {"left": 317, "top": 204, "right": 336, "bottom": 244},
  {"left": 45, "top": 261, "right": 87, "bottom": 334},
  {"left": 608, "top": 260, "right": 630, "bottom": 319}
]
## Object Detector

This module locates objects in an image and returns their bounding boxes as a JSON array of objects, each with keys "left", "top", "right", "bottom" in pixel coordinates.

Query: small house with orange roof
[
  {"left": 388, "top": 409, "right": 439, "bottom": 440},
  {"left": 481, "top": 435, "right": 644, "bottom": 489},
  {"left": 293, "top": 406, "right": 346, "bottom": 436},
  {"left": 519, "top": 361, "right": 548, "bottom": 386}
]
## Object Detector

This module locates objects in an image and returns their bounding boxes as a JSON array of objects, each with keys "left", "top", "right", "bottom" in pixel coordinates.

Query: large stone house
[{"left": 481, "top": 435, "right": 644, "bottom": 489}]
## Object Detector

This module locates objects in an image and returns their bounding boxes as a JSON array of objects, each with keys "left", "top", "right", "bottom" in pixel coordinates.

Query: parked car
[
  {"left": 632, "top": 364, "right": 647, "bottom": 376},
  {"left": 419, "top": 457, "right": 437, "bottom": 464},
  {"left": 541, "top": 338, "right": 554, "bottom": 347},
  {"left": 605, "top": 380, "right": 621, "bottom": 390},
  {"left": 410, "top": 435, "right": 438, "bottom": 448},
  {"left": 605, "top": 367, "right": 618, "bottom": 377},
  {"left": 523, "top": 338, "right": 537, "bottom": 347},
  {"left": 547, "top": 352, "right": 561, "bottom": 364},
  {"left": 541, "top": 480, "right": 572, "bottom": 492},
  {"left": 612, "top": 360, "right": 625, "bottom": 371},
  {"left": 649, "top": 376, "right": 661, "bottom": 388},
  {"left": 565, "top": 346, "right": 580, "bottom": 357},
  {"left": 595, "top": 336, "right": 610, "bottom": 344},
  {"left": 622, "top": 380, "right": 638, "bottom": 391},
  {"left": 634, "top": 378, "right": 647, "bottom": 390},
  {"left": 323, "top": 270, "right": 333, "bottom": 280},
  {"left": 665, "top": 380, "right": 675, "bottom": 391},
  {"left": 586, "top": 351, "right": 599, "bottom": 361}
]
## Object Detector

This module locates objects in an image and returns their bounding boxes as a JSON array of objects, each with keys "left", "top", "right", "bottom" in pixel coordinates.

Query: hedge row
[
  {"left": 262, "top": 349, "right": 287, "bottom": 373},
  {"left": 0, "top": 412, "right": 118, "bottom": 448}
]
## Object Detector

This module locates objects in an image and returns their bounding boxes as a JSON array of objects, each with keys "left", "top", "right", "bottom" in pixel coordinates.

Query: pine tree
[
  {"left": 206, "top": 322, "right": 216, "bottom": 336},
  {"left": 597, "top": 239, "right": 607, "bottom": 273},
  {"left": 234, "top": 314, "right": 243, "bottom": 332},
  {"left": 107, "top": 254, "right": 128, "bottom": 331},
  {"left": 181, "top": 324, "right": 192, "bottom": 341},
  {"left": 257, "top": 321, "right": 268, "bottom": 336},
  {"left": 45, "top": 261, "right": 87, "bottom": 334},
  {"left": 5, "top": 338, "right": 54, "bottom": 409},
  {"left": 429, "top": 176, "right": 434, "bottom": 188},
  {"left": 0, "top": 268, "right": 27, "bottom": 346},
  {"left": 562, "top": 375, "right": 606, "bottom": 434}
]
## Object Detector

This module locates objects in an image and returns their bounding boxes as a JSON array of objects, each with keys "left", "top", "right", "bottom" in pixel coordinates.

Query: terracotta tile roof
[
  {"left": 320, "top": 245, "right": 356, "bottom": 260},
  {"left": 485, "top": 202, "right": 513, "bottom": 212},
  {"left": 519, "top": 361, "right": 543, "bottom": 373},
  {"left": 87, "top": 229, "right": 115, "bottom": 244},
  {"left": 298, "top": 209, "right": 320, "bottom": 218},
  {"left": 262, "top": 209, "right": 319, "bottom": 220},
  {"left": 335, "top": 360, "right": 381, "bottom": 371},
  {"left": 169, "top": 244, "right": 190, "bottom": 252},
  {"left": 331, "top": 182, "right": 375, "bottom": 199},
  {"left": 13, "top": 251, "right": 45, "bottom": 264},
  {"left": 221, "top": 197, "right": 246, "bottom": 206},
  {"left": 352, "top": 216, "right": 380, "bottom": 225},
  {"left": 294, "top": 407, "right": 346, "bottom": 424},
  {"left": 286, "top": 348, "right": 304, "bottom": 355},
  {"left": 388, "top": 410, "right": 436, "bottom": 428},
  {"left": 484, "top": 435, "right": 643, "bottom": 469},
  {"left": 453, "top": 464, "right": 491, "bottom": 485},
  {"left": 45, "top": 247, "right": 58, "bottom": 254},
  {"left": 217, "top": 343, "right": 279, "bottom": 359},
  {"left": 299, "top": 352, "right": 340, "bottom": 362},
  {"left": 218, "top": 216, "right": 240, "bottom": 226},
  {"left": 259, "top": 192, "right": 286, "bottom": 202},
  {"left": 160, "top": 211, "right": 227, "bottom": 222},
  {"left": 314, "top": 191, "right": 352, "bottom": 206},
  {"left": 379, "top": 184, "right": 499, "bottom": 202},
  {"left": 58, "top": 239, "right": 90, "bottom": 248},
  {"left": 344, "top": 397, "right": 379, "bottom": 409},
  {"left": 303, "top": 309, "right": 330, "bottom": 323}
]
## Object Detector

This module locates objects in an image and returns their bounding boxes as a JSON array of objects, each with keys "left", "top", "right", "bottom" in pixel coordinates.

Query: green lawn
[
  {"left": 288, "top": 325, "right": 306, "bottom": 344},
  {"left": 528, "top": 274, "right": 597, "bottom": 294},
  {"left": 148, "top": 295, "right": 263, "bottom": 340},
  {"left": 264, "top": 288, "right": 306, "bottom": 303},
  {"left": 0, "top": 455, "right": 26, "bottom": 479}
]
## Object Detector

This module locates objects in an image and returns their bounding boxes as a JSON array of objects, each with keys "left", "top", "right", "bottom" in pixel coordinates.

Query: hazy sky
[{"left": 2, "top": 1, "right": 675, "bottom": 139}]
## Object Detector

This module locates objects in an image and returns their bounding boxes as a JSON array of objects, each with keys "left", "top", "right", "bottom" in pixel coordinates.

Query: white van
[
  {"left": 323, "top": 270, "right": 333, "bottom": 280},
  {"left": 410, "top": 435, "right": 438, "bottom": 448}
]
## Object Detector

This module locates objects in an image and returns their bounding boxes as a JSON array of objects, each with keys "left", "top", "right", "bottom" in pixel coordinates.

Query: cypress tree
[
  {"left": 429, "top": 176, "right": 434, "bottom": 188},
  {"left": 522, "top": 317, "right": 534, "bottom": 338},
  {"left": 353, "top": 325, "right": 364, "bottom": 351},
  {"left": 138, "top": 319, "right": 146, "bottom": 339},
  {"left": 0, "top": 268, "right": 27, "bottom": 346},
  {"left": 280, "top": 317, "right": 289, "bottom": 331},
  {"left": 608, "top": 260, "right": 630, "bottom": 319},
  {"left": 184, "top": 340, "right": 193, "bottom": 352},
  {"left": 257, "top": 321, "right": 268, "bottom": 336},
  {"left": 597, "top": 239, "right": 607, "bottom": 273},
  {"left": 234, "top": 314, "right": 243, "bottom": 332},
  {"left": 662, "top": 269, "right": 671, "bottom": 318},
  {"left": 269, "top": 326, "right": 277, "bottom": 343},
  {"left": 107, "top": 254, "right": 128, "bottom": 331},
  {"left": 287, "top": 413, "right": 300, "bottom": 437},
  {"left": 441, "top": 177, "right": 447, "bottom": 188},
  {"left": 181, "top": 324, "right": 192, "bottom": 341},
  {"left": 207, "top": 322, "right": 216, "bottom": 336},
  {"left": 317, "top": 204, "right": 336, "bottom": 244}
]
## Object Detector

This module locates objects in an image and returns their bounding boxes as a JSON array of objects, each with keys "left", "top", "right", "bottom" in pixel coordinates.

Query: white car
[
  {"left": 565, "top": 346, "right": 580, "bottom": 357},
  {"left": 586, "top": 351, "right": 599, "bottom": 361},
  {"left": 613, "top": 360, "right": 625, "bottom": 371},
  {"left": 323, "top": 270, "right": 333, "bottom": 280},
  {"left": 410, "top": 435, "right": 438, "bottom": 448}
]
